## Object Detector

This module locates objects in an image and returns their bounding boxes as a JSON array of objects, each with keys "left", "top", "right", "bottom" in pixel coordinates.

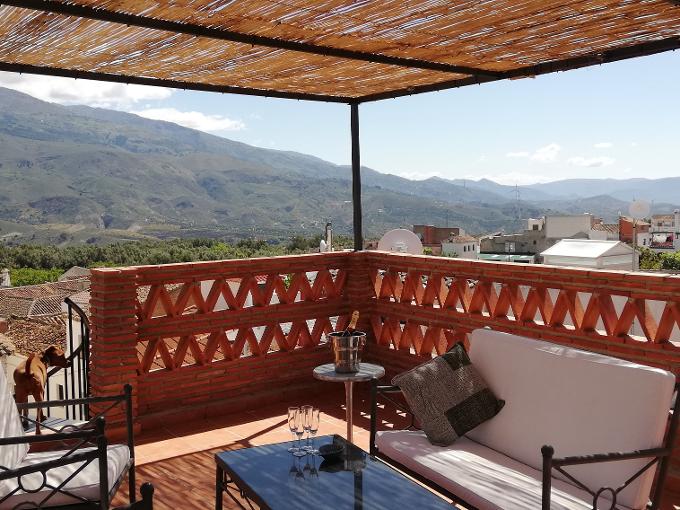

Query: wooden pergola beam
[
  {"left": 0, "top": 0, "right": 501, "bottom": 80},
  {"left": 358, "top": 35, "right": 680, "bottom": 102},
  {"left": 0, "top": 61, "right": 355, "bottom": 104}
]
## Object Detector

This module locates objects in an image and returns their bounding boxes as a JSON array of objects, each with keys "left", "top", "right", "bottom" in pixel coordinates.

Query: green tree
[
  {"left": 660, "top": 251, "right": 680, "bottom": 270},
  {"left": 638, "top": 247, "right": 662, "bottom": 270},
  {"left": 10, "top": 268, "right": 63, "bottom": 286}
]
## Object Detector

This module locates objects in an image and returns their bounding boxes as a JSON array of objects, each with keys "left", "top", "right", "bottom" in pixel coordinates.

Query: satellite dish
[
  {"left": 629, "top": 200, "right": 651, "bottom": 220},
  {"left": 377, "top": 229, "right": 423, "bottom": 254}
]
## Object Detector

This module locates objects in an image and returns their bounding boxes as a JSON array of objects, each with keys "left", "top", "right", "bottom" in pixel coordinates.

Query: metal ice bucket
[{"left": 328, "top": 331, "right": 366, "bottom": 373}]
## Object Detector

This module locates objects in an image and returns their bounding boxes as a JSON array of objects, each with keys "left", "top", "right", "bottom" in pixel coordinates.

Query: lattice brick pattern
[
  {"left": 365, "top": 252, "right": 680, "bottom": 374},
  {"left": 132, "top": 254, "right": 350, "bottom": 373}
]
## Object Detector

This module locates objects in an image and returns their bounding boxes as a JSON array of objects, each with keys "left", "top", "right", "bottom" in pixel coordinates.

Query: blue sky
[{"left": 0, "top": 50, "right": 678, "bottom": 185}]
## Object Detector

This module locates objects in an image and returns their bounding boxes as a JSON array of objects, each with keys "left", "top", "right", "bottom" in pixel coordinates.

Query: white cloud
[
  {"left": 594, "top": 142, "right": 613, "bottom": 149},
  {"left": 131, "top": 108, "right": 245, "bottom": 132},
  {"left": 0, "top": 72, "right": 172, "bottom": 108},
  {"left": 631, "top": 142, "right": 639, "bottom": 147},
  {"left": 567, "top": 156, "right": 615, "bottom": 168},
  {"left": 531, "top": 143, "right": 561, "bottom": 162},
  {"left": 505, "top": 143, "right": 561, "bottom": 162},
  {"left": 465, "top": 172, "right": 556, "bottom": 186}
]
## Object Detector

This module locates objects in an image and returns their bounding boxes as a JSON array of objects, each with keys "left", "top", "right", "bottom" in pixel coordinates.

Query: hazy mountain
[
  {"left": 0, "top": 86, "right": 677, "bottom": 246},
  {"left": 446, "top": 178, "right": 560, "bottom": 202},
  {"left": 0, "top": 87, "right": 526, "bottom": 244},
  {"left": 526, "top": 178, "right": 680, "bottom": 204}
]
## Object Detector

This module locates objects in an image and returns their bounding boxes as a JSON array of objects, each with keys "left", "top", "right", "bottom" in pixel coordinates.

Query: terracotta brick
[{"left": 87, "top": 252, "right": 680, "bottom": 480}]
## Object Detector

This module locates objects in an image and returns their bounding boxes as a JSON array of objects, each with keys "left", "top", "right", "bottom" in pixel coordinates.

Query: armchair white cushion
[
  {"left": 0, "top": 368, "right": 133, "bottom": 509},
  {"left": 0, "top": 444, "right": 130, "bottom": 509},
  {"left": 0, "top": 368, "right": 28, "bottom": 499}
]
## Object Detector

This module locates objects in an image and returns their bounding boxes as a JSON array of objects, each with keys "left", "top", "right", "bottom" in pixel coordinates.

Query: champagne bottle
[{"left": 343, "top": 310, "right": 360, "bottom": 336}]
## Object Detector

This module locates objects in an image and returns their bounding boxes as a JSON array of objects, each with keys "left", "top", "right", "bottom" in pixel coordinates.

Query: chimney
[
  {"left": 0, "top": 268, "right": 10, "bottom": 288},
  {"left": 325, "top": 222, "right": 333, "bottom": 252},
  {"left": 0, "top": 318, "right": 7, "bottom": 334}
]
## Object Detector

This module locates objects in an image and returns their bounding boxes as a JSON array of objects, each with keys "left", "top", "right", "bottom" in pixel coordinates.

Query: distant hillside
[
  {"left": 0, "top": 86, "right": 677, "bottom": 246},
  {"left": 0, "top": 87, "right": 529, "bottom": 244}
]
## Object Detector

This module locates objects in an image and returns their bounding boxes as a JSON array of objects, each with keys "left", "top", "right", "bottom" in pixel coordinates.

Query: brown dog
[{"left": 14, "top": 345, "right": 71, "bottom": 433}]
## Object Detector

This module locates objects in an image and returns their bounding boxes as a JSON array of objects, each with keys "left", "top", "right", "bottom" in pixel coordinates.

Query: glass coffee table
[{"left": 215, "top": 435, "right": 451, "bottom": 510}]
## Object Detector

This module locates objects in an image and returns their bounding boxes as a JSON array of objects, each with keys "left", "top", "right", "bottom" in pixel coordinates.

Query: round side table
[{"left": 313, "top": 363, "right": 385, "bottom": 444}]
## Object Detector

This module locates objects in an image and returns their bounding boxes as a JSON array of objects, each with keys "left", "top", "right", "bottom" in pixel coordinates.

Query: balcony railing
[
  {"left": 362, "top": 251, "right": 680, "bottom": 375},
  {"left": 88, "top": 251, "right": 680, "bottom": 484}
]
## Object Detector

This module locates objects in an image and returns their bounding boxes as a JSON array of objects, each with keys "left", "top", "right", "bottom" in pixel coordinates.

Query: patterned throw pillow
[{"left": 392, "top": 342, "right": 504, "bottom": 446}]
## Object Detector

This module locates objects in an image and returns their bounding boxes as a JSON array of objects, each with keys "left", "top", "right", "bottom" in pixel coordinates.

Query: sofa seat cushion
[
  {"left": 0, "top": 444, "right": 130, "bottom": 509},
  {"left": 376, "top": 430, "right": 627, "bottom": 510},
  {"left": 467, "top": 329, "right": 675, "bottom": 509}
]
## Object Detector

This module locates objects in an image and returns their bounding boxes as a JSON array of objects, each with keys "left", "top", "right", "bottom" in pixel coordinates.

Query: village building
[
  {"left": 441, "top": 234, "right": 479, "bottom": 259},
  {"left": 650, "top": 210, "right": 680, "bottom": 252},
  {"left": 481, "top": 214, "right": 620, "bottom": 262},
  {"left": 541, "top": 239, "right": 638, "bottom": 271},
  {"left": 412, "top": 224, "right": 465, "bottom": 255},
  {"left": 619, "top": 216, "right": 652, "bottom": 248}
]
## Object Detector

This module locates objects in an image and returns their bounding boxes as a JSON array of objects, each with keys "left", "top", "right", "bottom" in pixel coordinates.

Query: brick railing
[
  {"left": 360, "top": 252, "right": 680, "bottom": 378},
  {"left": 90, "top": 253, "right": 354, "bottom": 425},
  {"left": 89, "top": 251, "right": 680, "bottom": 485}
]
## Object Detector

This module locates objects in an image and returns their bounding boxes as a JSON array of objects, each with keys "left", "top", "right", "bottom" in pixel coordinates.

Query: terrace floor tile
[{"left": 113, "top": 388, "right": 680, "bottom": 510}]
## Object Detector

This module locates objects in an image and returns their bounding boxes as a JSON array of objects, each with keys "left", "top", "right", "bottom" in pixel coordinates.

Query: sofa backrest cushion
[
  {"left": 0, "top": 367, "right": 28, "bottom": 498},
  {"left": 466, "top": 329, "right": 675, "bottom": 510}
]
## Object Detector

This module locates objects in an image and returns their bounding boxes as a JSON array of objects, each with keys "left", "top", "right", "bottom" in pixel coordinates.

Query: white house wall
[{"left": 545, "top": 215, "right": 593, "bottom": 239}]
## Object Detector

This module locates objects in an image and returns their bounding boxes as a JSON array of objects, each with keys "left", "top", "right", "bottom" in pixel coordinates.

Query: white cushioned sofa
[
  {"left": 370, "top": 329, "right": 679, "bottom": 510},
  {"left": 0, "top": 368, "right": 153, "bottom": 509}
]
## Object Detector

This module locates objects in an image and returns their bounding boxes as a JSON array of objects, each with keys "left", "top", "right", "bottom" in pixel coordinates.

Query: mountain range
[{"left": 0, "top": 87, "right": 677, "bottom": 245}]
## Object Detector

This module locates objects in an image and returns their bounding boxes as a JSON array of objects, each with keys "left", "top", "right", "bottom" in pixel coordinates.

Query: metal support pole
[
  {"left": 351, "top": 103, "right": 363, "bottom": 252},
  {"left": 632, "top": 219, "right": 637, "bottom": 271},
  {"left": 345, "top": 380, "right": 354, "bottom": 443}
]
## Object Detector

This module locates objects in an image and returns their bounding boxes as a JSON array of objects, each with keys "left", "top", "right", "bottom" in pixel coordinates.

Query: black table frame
[
  {"left": 214, "top": 437, "right": 450, "bottom": 510},
  {"left": 215, "top": 463, "right": 264, "bottom": 510}
]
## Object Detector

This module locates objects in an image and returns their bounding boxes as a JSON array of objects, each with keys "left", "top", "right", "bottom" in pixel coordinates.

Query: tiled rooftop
[
  {"left": 2, "top": 316, "right": 66, "bottom": 356},
  {"left": 0, "top": 277, "right": 89, "bottom": 318}
]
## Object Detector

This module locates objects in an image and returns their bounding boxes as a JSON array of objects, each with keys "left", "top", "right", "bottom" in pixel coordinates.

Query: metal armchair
[{"left": 0, "top": 372, "right": 153, "bottom": 509}]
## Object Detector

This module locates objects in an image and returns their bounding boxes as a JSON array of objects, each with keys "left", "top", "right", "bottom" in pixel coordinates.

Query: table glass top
[{"left": 215, "top": 435, "right": 451, "bottom": 510}]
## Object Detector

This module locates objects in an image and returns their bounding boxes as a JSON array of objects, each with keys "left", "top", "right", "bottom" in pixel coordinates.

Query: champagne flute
[
  {"left": 301, "top": 405, "right": 313, "bottom": 452},
  {"left": 292, "top": 409, "right": 307, "bottom": 457},
  {"left": 308, "top": 407, "right": 320, "bottom": 455},
  {"left": 287, "top": 406, "right": 300, "bottom": 453}
]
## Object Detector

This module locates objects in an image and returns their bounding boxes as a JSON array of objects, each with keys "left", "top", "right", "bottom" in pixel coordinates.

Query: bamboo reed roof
[{"left": 1, "top": 1, "right": 680, "bottom": 102}]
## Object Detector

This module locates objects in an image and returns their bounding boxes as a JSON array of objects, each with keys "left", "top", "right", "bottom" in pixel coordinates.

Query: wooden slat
[{"left": 1, "top": 1, "right": 680, "bottom": 100}]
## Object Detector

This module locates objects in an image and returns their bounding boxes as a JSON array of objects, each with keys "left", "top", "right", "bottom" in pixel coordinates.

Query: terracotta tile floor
[{"left": 112, "top": 388, "right": 680, "bottom": 510}]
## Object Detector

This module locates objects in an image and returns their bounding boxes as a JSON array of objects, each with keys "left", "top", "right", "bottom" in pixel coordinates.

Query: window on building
[
  {"left": 472, "top": 245, "right": 476, "bottom": 251},
  {"left": 532, "top": 225, "right": 539, "bottom": 231},
  {"left": 58, "top": 384, "right": 64, "bottom": 400},
  {"left": 463, "top": 246, "right": 467, "bottom": 252}
]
